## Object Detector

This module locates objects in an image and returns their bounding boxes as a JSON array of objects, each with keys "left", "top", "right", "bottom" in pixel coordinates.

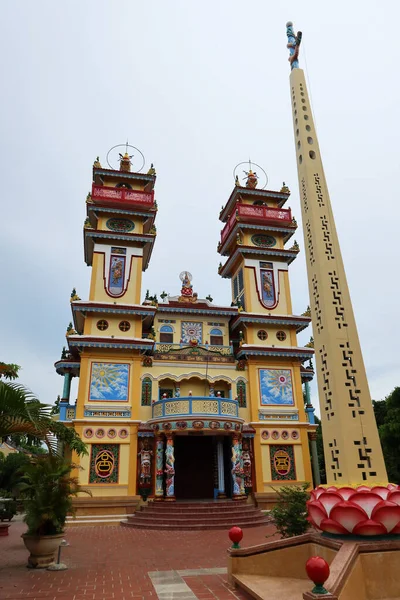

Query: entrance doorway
[{"left": 174, "top": 436, "right": 214, "bottom": 499}]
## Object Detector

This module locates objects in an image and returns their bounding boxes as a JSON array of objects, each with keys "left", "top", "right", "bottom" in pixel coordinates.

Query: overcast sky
[{"left": 0, "top": 1, "right": 398, "bottom": 410}]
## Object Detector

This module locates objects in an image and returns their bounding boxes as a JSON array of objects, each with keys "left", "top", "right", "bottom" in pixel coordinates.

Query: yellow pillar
[{"left": 288, "top": 32, "right": 387, "bottom": 486}]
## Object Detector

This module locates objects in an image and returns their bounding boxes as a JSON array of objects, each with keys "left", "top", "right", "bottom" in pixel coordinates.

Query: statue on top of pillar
[
  {"left": 119, "top": 151, "right": 133, "bottom": 172},
  {"left": 286, "top": 21, "right": 302, "bottom": 70},
  {"left": 243, "top": 169, "right": 258, "bottom": 189},
  {"left": 178, "top": 271, "right": 198, "bottom": 303}
]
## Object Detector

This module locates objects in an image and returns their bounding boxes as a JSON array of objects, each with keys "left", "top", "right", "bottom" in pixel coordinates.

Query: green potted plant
[{"left": 20, "top": 455, "right": 90, "bottom": 568}]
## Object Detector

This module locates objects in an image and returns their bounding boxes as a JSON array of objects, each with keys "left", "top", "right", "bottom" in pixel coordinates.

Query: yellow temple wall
[
  {"left": 242, "top": 231, "right": 284, "bottom": 250},
  {"left": 84, "top": 315, "right": 142, "bottom": 338},
  {"left": 89, "top": 252, "right": 143, "bottom": 304},
  {"left": 242, "top": 266, "right": 289, "bottom": 314},
  {"left": 154, "top": 315, "right": 231, "bottom": 346},
  {"left": 245, "top": 326, "right": 291, "bottom": 346},
  {"left": 75, "top": 351, "right": 142, "bottom": 419},
  {"left": 96, "top": 216, "right": 144, "bottom": 234}
]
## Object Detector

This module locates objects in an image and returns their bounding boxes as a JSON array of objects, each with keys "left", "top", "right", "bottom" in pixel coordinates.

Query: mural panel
[
  {"left": 89, "top": 363, "right": 129, "bottom": 402},
  {"left": 270, "top": 445, "right": 296, "bottom": 481},
  {"left": 260, "top": 268, "right": 276, "bottom": 307},
  {"left": 181, "top": 321, "right": 203, "bottom": 344},
  {"left": 89, "top": 444, "right": 120, "bottom": 483},
  {"left": 108, "top": 247, "right": 126, "bottom": 295},
  {"left": 259, "top": 369, "right": 294, "bottom": 406}
]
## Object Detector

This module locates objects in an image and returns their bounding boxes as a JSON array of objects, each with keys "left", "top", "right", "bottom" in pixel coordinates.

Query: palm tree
[{"left": 0, "top": 381, "right": 87, "bottom": 456}]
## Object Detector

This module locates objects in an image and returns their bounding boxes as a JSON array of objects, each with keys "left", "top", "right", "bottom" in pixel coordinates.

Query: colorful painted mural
[
  {"left": 155, "top": 437, "right": 164, "bottom": 498},
  {"left": 165, "top": 436, "right": 175, "bottom": 498},
  {"left": 270, "top": 445, "right": 296, "bottom": 481},
  {"left": 259, "top": 368, "right": 294, "bottom": 405},
  {"left": 89, "top": 362, "right": 129, "bottom": 402},
  {"left": 89, "top": 444, "right": 120, "bottom": 483},
  {"left": 108, "top": 247, "right": 126, "bottom": 295},
  {"left": 260, "top": 268, "right": 275, "bottom": 306},
  {"left": 181, "top": 321, "right": 202, "bottom": 344}
]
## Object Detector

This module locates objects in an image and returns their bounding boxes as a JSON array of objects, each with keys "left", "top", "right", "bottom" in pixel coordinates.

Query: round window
[
  {"left": 119, "top": 321, "right": 131, "bottom": 332},
  {"left": 276, "top": 331, "right": 287, "bottom": 341},
  {"left": 257, "top": 330, "right": 268, "bottom": 341},
  {"left": 97, "top": 320, "right": 109, "bottom": 331}
]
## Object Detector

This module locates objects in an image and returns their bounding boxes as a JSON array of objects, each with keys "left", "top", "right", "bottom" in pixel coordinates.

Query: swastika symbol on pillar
[
  {"left": 329, "top": 271, "right": 347, "bottom": 329},
  {"left": 339, "top": 341, "right": 363, "bottom": 418},
  {"left": 354, "top": 438, "right": 376, "bottom": 481},
  {"left": 328, "top": 438, "right": 342, "bottom": 482},
  {"left": 319, "top": 345, "right": 334, "bottom": 420},
  {"left": 314, "top": 174, "right": 325, "bottom": 208},
  {"left": 320, "top": 215, "right": 335, "bottom": 260},
  {"left": 306, "top": 220, "right": 315, "bottom": 266},
  {"left": 301, "top": 177, "right": 308, "bottom": 212},
  {"left": 311, "top": 275, "right": 323, "bottom": 333}
]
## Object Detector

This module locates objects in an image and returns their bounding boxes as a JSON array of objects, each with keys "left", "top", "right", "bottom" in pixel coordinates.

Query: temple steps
[{"left": 121, "top": 499, "right": 270, "bottom": 530}]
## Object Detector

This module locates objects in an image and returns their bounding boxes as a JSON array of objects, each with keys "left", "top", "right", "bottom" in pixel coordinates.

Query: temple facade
[{"left": 55, "top": 151, "right": 318, "bottom": 516}]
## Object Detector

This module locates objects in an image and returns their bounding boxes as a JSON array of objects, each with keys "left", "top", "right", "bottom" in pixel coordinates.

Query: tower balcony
[
  {"left": 148, "top": 396, "right": 243, "bottom": 433},
  {"left": 91, "top": 184, "right": 155, "bottom": 209},
  {"left": 221, "top": 204, "right": 292, "bottom": 245}
]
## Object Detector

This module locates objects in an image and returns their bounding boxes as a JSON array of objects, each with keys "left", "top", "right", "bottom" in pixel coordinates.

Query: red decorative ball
[
  {"left": 305, "top": 556, "right": 330, "bottom": 585},
  {"left": 229, "top": 526, "right": 243, "bottom": 544}
]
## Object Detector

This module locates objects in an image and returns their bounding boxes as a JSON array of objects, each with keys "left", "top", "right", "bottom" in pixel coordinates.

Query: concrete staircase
[{"left": 121, "top": 499, "right": 270, "bottom": 530}]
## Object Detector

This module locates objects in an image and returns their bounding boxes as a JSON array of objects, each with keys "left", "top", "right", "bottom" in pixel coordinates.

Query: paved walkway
[{"left": 0, "top": 520, "right": 278, "bottom": 600}]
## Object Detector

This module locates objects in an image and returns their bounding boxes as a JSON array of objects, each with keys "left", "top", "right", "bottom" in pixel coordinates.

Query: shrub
[
  {"left": 20, "top": 455, "right": 91, "bottom": 536},
  {"left": 270, "top": 483, "right": 310, "bottom": 538}
]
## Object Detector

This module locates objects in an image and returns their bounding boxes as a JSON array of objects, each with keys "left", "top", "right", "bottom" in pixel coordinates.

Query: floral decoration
[{"left": 307, "top": 484, "right": 400, "bottom": 536}]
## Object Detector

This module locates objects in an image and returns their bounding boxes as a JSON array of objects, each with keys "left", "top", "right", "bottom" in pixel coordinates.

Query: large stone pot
[{"left": 22, "top": 532, "right": 65, "bottom": 568}]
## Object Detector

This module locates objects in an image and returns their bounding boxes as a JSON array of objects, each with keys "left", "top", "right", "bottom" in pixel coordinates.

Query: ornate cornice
[
  {"left": 236, "top": 345, "right": 314, "bottom": 361},
  {"left": 219, "top": 246, "right": 298, "bottom": 278},
  {"left": 219, "top": 222, "right": 296, "bottom": 256},
  {"left": 231, "top": 313, "right": 311, "bottom": 333}
]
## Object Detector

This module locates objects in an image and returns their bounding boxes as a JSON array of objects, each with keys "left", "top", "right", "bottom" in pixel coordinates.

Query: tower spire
[{"left": 286, "top": 22, "right": 387, "bottom": 486}]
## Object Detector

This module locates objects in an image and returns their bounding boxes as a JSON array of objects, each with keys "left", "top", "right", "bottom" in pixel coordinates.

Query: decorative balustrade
[
  {"left": 151, "top": 396, "right": 239, "bottom": 420},
  {"left": 59, "top": 404, "right": 76, "bottom": 422},
  {"left": 221, "top": 203, "right": 292, "bottom": 245},
  {"left": 154, "top": 342, "right": 233, "bottom": 356},
  {"left": 91, "top": 185, "right": 154, "bottom": 208}
]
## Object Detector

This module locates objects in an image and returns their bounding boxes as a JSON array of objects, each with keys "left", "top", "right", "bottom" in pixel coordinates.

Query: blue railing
[{"left": 151, "top": 396, "right": 239, "bottom": 420}]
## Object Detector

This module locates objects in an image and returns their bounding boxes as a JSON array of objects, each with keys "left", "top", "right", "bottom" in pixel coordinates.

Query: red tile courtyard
[{"left": 0, "top": 520, "right": 278, "bottom": 600}]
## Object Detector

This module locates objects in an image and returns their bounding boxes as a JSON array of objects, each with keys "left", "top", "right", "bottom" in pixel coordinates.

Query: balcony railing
[
  {"left": 221, "top": 203, "right": 292, "bottom": 245},
  {"left": 91, "top": 185, "right": 154, "bottom": 208},
  {"left": 154, "top": 342, "right": 233, "bottom": 356},
  {"left": 151, "top": 396, "right": 239, "bottom": 420}
]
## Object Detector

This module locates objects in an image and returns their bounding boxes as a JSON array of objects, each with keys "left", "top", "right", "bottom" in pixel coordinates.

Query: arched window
[
  {"left": 237, "top": 380, "right": 247, "bottom": 408},
  {"left": 160, "top": 325, "right": 173, "bottom": 343},
  {"left": 253, "top": 200, "right": 267, "bottom": 206},
  {"left": 141, "top": 377, "right": 152, "bottom": 406},
  {"left": 210, "top": 328, "right": 223, "bottom": 346}
]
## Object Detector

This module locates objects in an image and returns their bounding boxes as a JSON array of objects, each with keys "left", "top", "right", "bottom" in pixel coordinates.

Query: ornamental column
[
  {"left": 165, "top": 434, "right": 176, "bottom": 501},
  {"left": 231, "top": 434, "right": 245, "bottom": 500},
  {"left": 217, "top": 439, "right": 226, "bottom": 498},
  {"left": 59, "top": 372, "right": 73, "bottom": 421},
  {"left": 155, "top": 434, "right": 164, "bottom": 501},
  {"left": 62, "top": 372, "right": 72, "bottom": 401}
]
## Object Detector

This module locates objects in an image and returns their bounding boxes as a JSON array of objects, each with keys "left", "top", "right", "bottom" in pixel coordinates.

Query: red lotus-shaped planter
[{"left": 307, "top": 484, "right": 400, "bottom": 536}]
